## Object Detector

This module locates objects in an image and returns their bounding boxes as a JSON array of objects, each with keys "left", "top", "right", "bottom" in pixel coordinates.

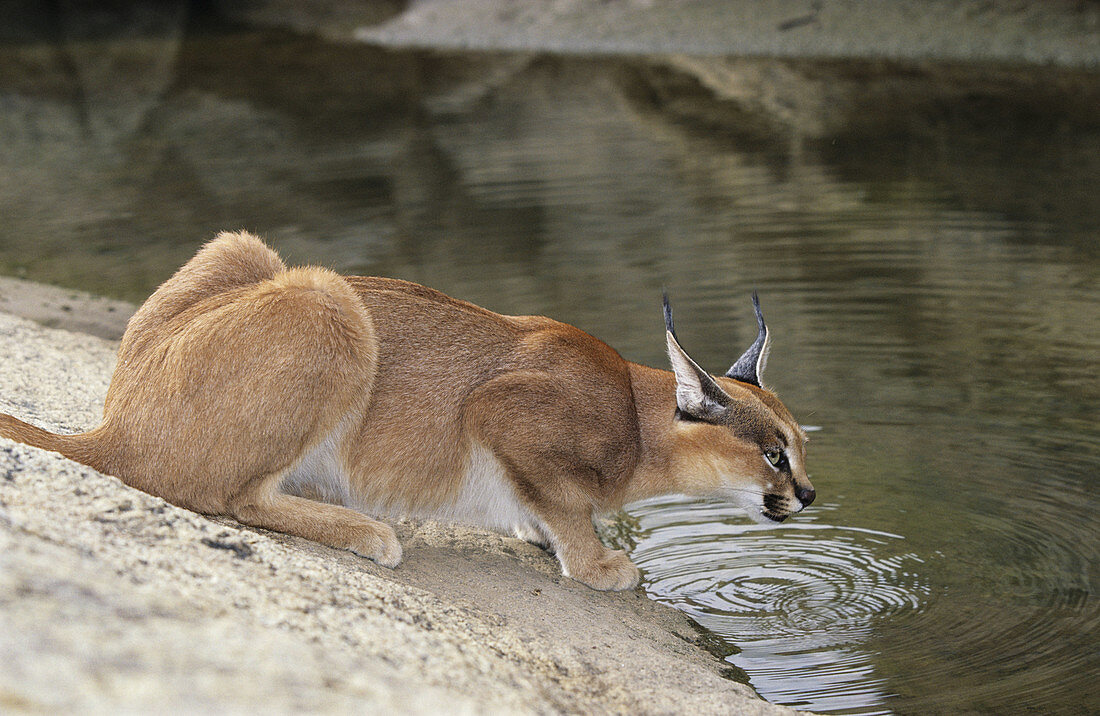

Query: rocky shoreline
[{"left": 0, "top": 282, "right": 800, "bottom": 714}]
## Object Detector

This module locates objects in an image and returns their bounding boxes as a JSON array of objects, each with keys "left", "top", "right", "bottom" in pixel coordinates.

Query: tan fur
[{"left": 0, "top": 232, "right": 813, "bottom": 590}]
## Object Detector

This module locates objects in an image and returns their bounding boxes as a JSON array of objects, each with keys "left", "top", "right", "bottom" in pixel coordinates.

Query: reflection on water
[{"left": 1, "top": 8, "right": 1098, "bottom": 714}]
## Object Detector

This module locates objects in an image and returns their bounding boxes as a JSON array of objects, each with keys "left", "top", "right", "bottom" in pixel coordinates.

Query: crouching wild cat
[{"left": 0, "top": 231, "right": 814, "bottom": 590}]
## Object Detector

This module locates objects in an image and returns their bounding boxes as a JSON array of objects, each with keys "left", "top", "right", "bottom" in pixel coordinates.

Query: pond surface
[{"left": 2, "top": 11, "right": 1098, "bottom": 714}]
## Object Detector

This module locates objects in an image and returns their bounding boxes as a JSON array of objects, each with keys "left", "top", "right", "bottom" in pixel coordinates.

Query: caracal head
[{"left": 663, "top": 293, "right": 814, "bottom": 524}]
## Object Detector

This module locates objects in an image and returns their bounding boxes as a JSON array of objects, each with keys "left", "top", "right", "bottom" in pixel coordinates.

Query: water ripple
[{"left": 624, "top": 498, "right": 931, "bottom": 713}]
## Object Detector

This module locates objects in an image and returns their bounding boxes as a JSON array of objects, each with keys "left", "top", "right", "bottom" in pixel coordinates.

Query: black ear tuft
[
  {"left": 662, "top": 292, "right": 677, "bottom": 339},
  {"left": 725, "top": 291, "right": 770, "bottom": 387}
]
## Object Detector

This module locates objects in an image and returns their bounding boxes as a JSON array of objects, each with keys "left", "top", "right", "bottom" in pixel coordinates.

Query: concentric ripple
[{"left": 622, "top": 497, "right": 930, "bottom": 714}]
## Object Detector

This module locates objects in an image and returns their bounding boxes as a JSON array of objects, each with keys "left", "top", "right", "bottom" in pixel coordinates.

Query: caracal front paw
[
  {"left": 568, "top": 549, "right": 640, "bottom": 591},
  {"left": 349, "top": 521, "right": 403, "bottom": 568}
]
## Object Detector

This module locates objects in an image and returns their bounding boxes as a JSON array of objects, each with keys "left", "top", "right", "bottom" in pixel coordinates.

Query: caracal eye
[{"left": 765, "top": 449, "right": 783, "bottom": 466}]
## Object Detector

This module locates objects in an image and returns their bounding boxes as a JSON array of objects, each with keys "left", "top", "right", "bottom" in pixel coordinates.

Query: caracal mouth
[{"left": 725, "top": 490, "right": 793, "bottom": 525}]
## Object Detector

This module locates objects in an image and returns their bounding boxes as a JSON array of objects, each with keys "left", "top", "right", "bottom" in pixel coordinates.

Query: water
[{"left": 2, "top": 11, "right": 1098, "bottom": 714}]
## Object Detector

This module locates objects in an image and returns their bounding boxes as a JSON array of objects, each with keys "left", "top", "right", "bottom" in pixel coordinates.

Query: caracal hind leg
[
  {"left": 197, "top": 268, "right": 401, "bottom": 567},
  {"left": 100, "top": 262, "right": 379, "bottom": 519},
  {"left": 231, "top": 476, "right": 402, "bottom": 567}
]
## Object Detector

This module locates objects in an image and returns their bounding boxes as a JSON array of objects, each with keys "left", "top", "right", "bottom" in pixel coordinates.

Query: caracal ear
[
  {"left": 663, "top": 294, "right": 730, "bottom": 421},
  {"left": 725, "top": 291, "right": 770, "bottom": 388}
]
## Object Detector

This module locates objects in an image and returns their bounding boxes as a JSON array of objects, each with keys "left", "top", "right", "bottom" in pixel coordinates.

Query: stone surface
[{"left": 0, "top": 276, "right": 134, "bottom": 341}]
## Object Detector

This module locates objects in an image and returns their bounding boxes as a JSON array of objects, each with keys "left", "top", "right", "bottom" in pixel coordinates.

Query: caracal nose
[{"left": 796, "top": 485, "right": 816, "bottom": 507}]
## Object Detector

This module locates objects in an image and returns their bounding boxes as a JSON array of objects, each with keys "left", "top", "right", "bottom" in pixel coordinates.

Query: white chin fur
[
  {"left": 743, "top": 507, "right": 784, "bottom": 525},
  {"left": 724, "top": 489, "right": 781, "bottom": 525}
]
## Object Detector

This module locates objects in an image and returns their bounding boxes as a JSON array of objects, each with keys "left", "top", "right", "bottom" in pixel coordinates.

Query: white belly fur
[
  {"left": 432, "top": 443, "right": 538, "bottom": 534},
  {"left": 282, "top": 432, "right": 539, "bottom": 537},
  {"left": 280, "top": 424, "right": 351, "bottom": 506}
]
